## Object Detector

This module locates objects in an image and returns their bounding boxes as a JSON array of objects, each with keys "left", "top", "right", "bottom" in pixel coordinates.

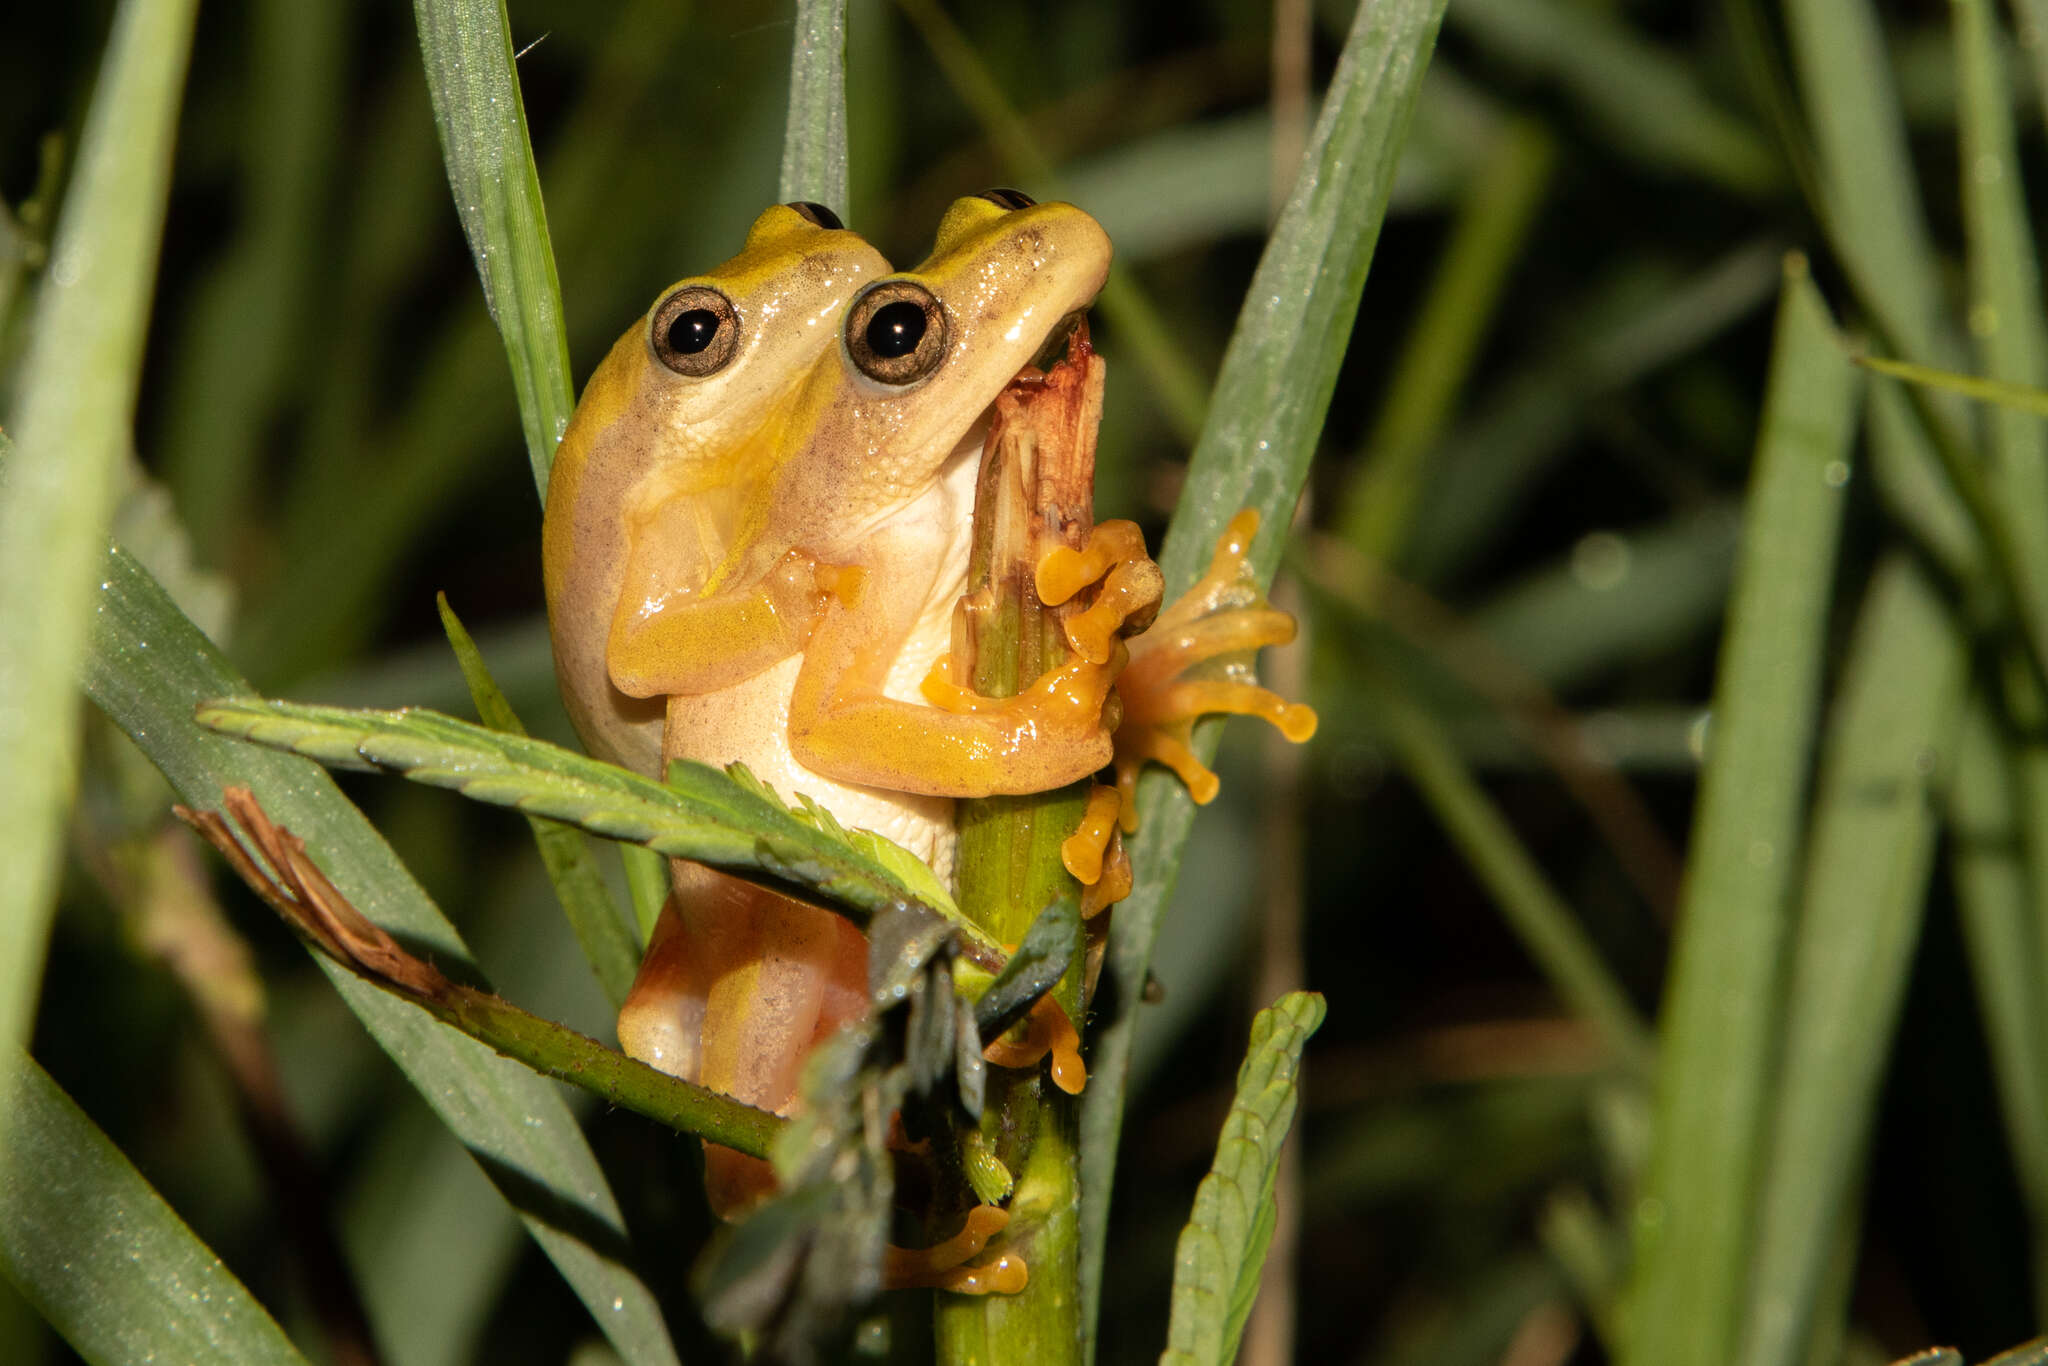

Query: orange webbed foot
[
  {"left": 885, "top": 1205, "right": 1030, "bottom": 1295},
  {"left": 1037, "top": 520, "right": 1165, "bottom": 665},
  {"left": 1111, "top": 508, "right": 1317, "bottom": 830},
  {"left": 983, "top": 994, "right": 1087, "bottom": 1094}
]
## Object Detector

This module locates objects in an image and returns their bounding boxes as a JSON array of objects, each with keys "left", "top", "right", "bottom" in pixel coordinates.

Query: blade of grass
[
  {"left": 412, "top": 0, "right": 573, "bottom": 495},
  {"left": 81, "top": 547, "right": 682, "bottom": 1366},
  {"left": 780, "top": 0, "right": 848, "bottom": 216},
  {"left": 1078, "top": 0, "right": 1450, "bottom": 1341},
  {"left": 1338, "top": 115, "right": 1556, "bottom": 566},
  {"left": 0, "top": 0, "right": 198, "bottom": 1055},
  {"left": 892, "top": 0, "right": 1212, "bottom": 443},
  {"left": 1623, "top": 261, "right": 1860, "bottom": 1366},
  {"left": 1357, "top": 662, "right": 1653, "bottom": 1068},
  {"left": 1448, "top": 0, "right": 1779, "bottom": 195},
  {"left": 2, "top": 1050, "right": 311, "bottom": 1366},
  {"left": 1735, "top": 555, "right": 1967, "bottom": 1366},
  {"left": 157, "top": 0, "right": 347, "bottom": 551},
  {"left": 437, "top": 596, "right": 640, "bottom": 1006},
  {"left": 1938, "top": 692, "right": 2048, "bottom": 1321},
  {"left": 1405, "top": 243, "right": 1782, "bottom": 584}
]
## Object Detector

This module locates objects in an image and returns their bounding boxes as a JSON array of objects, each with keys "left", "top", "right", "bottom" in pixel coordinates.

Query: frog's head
[
  {"left": 782, "top": 192, "right": 1114, "bottom": 536},
  {"left": 544, "top": 202, "right": 889, "bottom": 771}
]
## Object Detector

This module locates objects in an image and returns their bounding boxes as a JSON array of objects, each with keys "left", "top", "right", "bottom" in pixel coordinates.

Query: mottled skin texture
[{"left": 542, "top": 198, "right": 1115, "bottom": 1215}]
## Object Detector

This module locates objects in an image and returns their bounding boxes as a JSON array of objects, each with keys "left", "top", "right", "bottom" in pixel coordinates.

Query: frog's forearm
[{"left": 608, "top": 551, "right": 824, "bottom": 697}]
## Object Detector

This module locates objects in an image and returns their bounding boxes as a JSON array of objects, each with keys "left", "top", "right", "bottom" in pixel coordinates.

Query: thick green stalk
[{"left": 935, "top": 360, "right": 1099, "bottom": 1366}]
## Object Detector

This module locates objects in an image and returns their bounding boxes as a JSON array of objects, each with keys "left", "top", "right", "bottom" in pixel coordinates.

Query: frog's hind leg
[
  {"left": 618, "top": 864, "right": 867, "bottom": 1219},
  {"left": 1110, "top": 508, "right": 1316, "bottom": 826}
]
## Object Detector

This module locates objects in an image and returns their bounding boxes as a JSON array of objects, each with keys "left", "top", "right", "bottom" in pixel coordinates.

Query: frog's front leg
[
  {"left": 786, "top": 528, "right": 1123, "bottom": 798},
  {"left": 608, "top": 546, "right": 837, "bottom": 699}
]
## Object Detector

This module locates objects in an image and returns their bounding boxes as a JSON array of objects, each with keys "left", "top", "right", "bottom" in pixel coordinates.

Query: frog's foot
[
  {"left": 884, "top": 1205, "right": 1029, "bottom": 1294},
  {"left": 1112, "top": 508, "right": 1317, "bottom": 831},
  {"left": 1037, "top": 519, "right": 1166, "bottom": 665},
  {"left": 983, "top": 994, "right": 1087, "bottom": 1094},
  {"left": 1061, "top": 783, "right": 1133, "bottom": 917},
  {"left": 919, "top": 646, "right": 1123, "bottom": 746}
]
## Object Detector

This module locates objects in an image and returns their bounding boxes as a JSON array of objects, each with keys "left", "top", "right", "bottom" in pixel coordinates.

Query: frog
[{"left": 542, "top": 191, "right": 1313, "bottom": 1287}]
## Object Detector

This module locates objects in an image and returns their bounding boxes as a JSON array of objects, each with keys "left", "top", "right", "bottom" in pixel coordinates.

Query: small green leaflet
[
  {"left": 194, "top": 696, "right": 995, "bottom": 963},
  {"left": 1160, "top": 991, "right": 1326, "bottom": 1366},
  {"left": 721, "top": 759, "right": 960, "bottom": 917}
]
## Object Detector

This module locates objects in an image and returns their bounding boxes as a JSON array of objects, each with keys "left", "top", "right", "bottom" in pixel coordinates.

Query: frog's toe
[
  {"left": 1108, "top": 508, "right": 1317, "bottom": 828},
  {"left": 984, "top": 994, "right": 1087, "bottom": 1094},
  {"left": 885, "top": 1206, "right": 1029, "bottom": 1295}
]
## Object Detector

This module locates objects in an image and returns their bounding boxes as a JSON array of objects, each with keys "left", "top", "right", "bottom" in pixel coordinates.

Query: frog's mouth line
[{"left": 1023, "top": 309, "right": 1090, "bottom": 378}]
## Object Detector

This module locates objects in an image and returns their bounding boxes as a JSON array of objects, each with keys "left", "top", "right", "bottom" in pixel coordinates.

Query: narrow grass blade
[
  {"left": 1407, "top": 243, "right": 1781, "bottom": 583},
  {"left": 1470, "top": 504, "right": 1742, "bottom": 693},
  {"left": 780, "top": 0, "right": 848, "bottom": 217},
  {"left": 438, "top": 596, "right": 640, "bottom": 1006},
  {"left": 82, "top": 548, "right": 681, "bottom": 1366},
  {"left": 158, "top": 0, "right": 347, "bottom": 550},
  {"left": 1449, "top": 0, "right": 1778, "bottom": 195},
  {"left": 1625, "top": 262, "right": 1859, "bottom": 1366},
  {"left": 191, "top": 696, "right": 999, "bottom": 963},
  {"left": 1945, "top": 694, "right": 2048, "bottom": 1319},
  {"left": 1159, "top": 992, "right": 1326, "bottom": 1366},
  {"left": 1785, "top": 0, "right": 1952, "bottom": 361},
  {"left": 2, "top": 1051, "right": 311, "bottom": 1366},
  {"left": 1359, "top": 666, "right": 1652, "bottom": 1070},
  {"left": 0, "top": 0, "right": 198, "bottom": 1056},
  {"left": 1080, "top": 0, "right": 1449, "bottom": 1339},
  {"left": 1736, "top": 556, "right": 1966, "bottom": 1366},
  {"left": 1857, "top": 355, "right": 2048, "bottom": 418},
  {"left": 1339, "top": 115, "right": 1555, "bottom": 565},
  {"left": 893, "top": 0, "right": 1210, "bottom": 442},
  {"left": 413, "top": 0, "right": 573, "bottom": 495}
]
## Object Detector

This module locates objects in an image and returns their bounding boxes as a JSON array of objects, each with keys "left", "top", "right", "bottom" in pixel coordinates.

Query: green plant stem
[
  {"left": 321, "top": 948, "right": 782, "bottom": 1159},
  {"left": 936, "top": 365, "right": 1094, "bottom": 1366}
]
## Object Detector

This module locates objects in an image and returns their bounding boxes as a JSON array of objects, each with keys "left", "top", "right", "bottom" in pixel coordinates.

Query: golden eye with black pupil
[
  {"left": 649, "top": 286, "right": 739, "bottom": 376},
  {"left": 978, "top": 187, "right": 1036, "bottom": 210},
  {"left": 846, "top": 281, "right": 947, "bottom": 386},
  {"left": 785, "top": 200, "right": 845, "bottom": 230}
]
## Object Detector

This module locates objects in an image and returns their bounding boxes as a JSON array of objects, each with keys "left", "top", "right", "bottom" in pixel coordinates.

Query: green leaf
[
  {"left": 411, "top": 0, "right": 572, "bottom": 495},
  {"left": 1627, "top": 263, "right": 1860, "bottom": 1366},
  {"left": 81, "top": 548, "right": 680, "bottom": 1366},
  {"left": 779, "top": 0, "right": 848, "bottom": 217},
  {"left": 971, "top": 895, "right": 1081, "bottom": 1041},
  {"left": 724, "top": 762, "right": 961, "bottom": 919},
  {"left": 1735, "top": 556, "right": 1966, "bottom": 1366},
  {"left": 191, "top": 696, "right": 998, "bottom": 963},
  {"left": 0, "top": 0, "right": 198, "bottom": 1056},
  {"left": 1158, "top": 992, "right": 1326, "bottom": 1366},
  {"left": 1, "top": 1051, "right": 311, "bottom": 1366},
  {"left": 1081, "top": 0, "right": 1448, "bottom": 1334},
  {"left": 437, "top": 595, "right": 641, "bottom": 1006}
]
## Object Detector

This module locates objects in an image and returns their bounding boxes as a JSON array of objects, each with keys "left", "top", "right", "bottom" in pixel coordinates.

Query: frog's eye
[
  {"left": 785, "top": 200, "right": 845, "bottom": 230},
  {"left": 650, "top": 286, "right": 740, "bottom": 377},
  {"left": 977, "top": 187, "right": 1037, "bottom": 210},
  {"left": 846, "top": 280, "right": 948, "bottom": 386}
]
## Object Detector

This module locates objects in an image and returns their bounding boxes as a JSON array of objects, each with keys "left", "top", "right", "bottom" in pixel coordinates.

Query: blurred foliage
[{"left": 21, "top": 0, "right": 2048, "bottom": 1363}]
